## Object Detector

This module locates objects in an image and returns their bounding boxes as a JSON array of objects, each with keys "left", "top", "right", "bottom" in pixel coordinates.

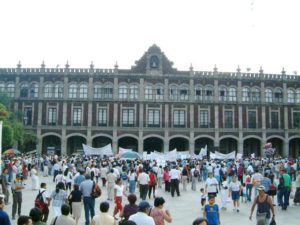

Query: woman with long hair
[
  {"left": 31, "top": 165, "right": 39, "bottom": 190},
  {"left": 51, "top": 181, "right": 67, "bottom": 216},
  {"left": 68, "top": 184, "right": 82, "bottom": 225}
]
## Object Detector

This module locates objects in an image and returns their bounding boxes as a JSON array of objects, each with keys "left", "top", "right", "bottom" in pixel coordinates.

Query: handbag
[{"left": 269, "top": 218, "right": 276, "bottom": 225}]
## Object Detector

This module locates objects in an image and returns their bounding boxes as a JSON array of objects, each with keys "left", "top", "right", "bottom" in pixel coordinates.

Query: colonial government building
[{"left": 1, "top": 45, "right": 300, "bottom": 157}]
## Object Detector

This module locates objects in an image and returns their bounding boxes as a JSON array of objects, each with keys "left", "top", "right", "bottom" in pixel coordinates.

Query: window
[
  {"left": 30, "top": 83, "right": 39, "bottom": 98},
  {"left": 69, "top": 84, "right": 77, "bottom": 99},
  {"left": 155, "top": 85, "right": 164, "bottom": 100},
  {"left": 287, "top": 89, "right": 295, "bottom": 103},
  {"left": 54, "top": 83, "right": 63, "bottom": 98},
  {"left": 130, "top": 84, "right": 139, "bottom": 100},
  {"left": 44, "top": 84, "right": 52, "bottom": 98},
  {"left": 293, "top": 112, "right": 300, "bottom": 128},
  {"left": 195, "top": 86, "right": 202, "bottom": 101},
  {"left": 23, "top": 107, "right": 32, "bottom": 125},
  {"left": 248, "top": 111, "right": 256, "bottom": 128},
  {"left": 119, "top": 84, "right": 128, "bottom": 99},
  {"left": 200, "top": 110, "right": 209, "bottom": 128},
  {"left": 271, "top": 111, "right": 279, "bottom": 129},
  {"left": 20, "top": 83, "right": 29, "bottom": 98},
  {"left": 122, "top": 109, "right": 134, "bottom": 126},
  {"left": 98, "top": 108, "right": 107, "bottom": 126},
  {"left": 145, "top": 84, "right": 153, "bottom": 100},
  {"left": 204, "top": 87, "right": 213, "bottom": 101},
  {"left": 252, "top": 88, "right": 261, "bottom": 102},
  {"left": 148, "top": 109, "right": 160, "bottom": 127},
  {"left": 179, "top": 85, "right": 189, "bottom": 100},
  {"left": 296, "top": 89, "right": 300, "bottom": 103},
  {"left": 274, "top": 89, "right": 283, "bottom": 103},
  {"left": 0, "top": 83, "right": 5, "bottom": 93},
  {"left": 48, "top": 108, "right": 57, "bottom": 125},
  {"left": 7, "top": 83, "right": 15, "bottom": 97},
  {"left": 94, "top": 84, "right": 102, "bottom": 99},
  {"left": 228, "top": 87, "right": 237, "bottom": 102},
  {"left": 169, "top": 85, "right": 178, "bottom": 100},
  {"left": 73, "top": 108, "right": 82, "bottom": 126},
  {"left": 103, "top": 83, "right": 113, "bottom": 99},
  {"left": 219, "top": 87, "right": 227, "bottom": 101},
  {"left": 173, "top": 110, "right": 185, "bottom": 127},
  {"left": 265, "top": 89, "right": 272, "bottom": 102},
  {"left": 242, "top": 87, "right": 250, "bottom": 102},
  {"left": 79, "top": 84, "right": 88, "bottom": 99},
  {"left": 224, "top": 111, "right": 233, "bottom": 128}
]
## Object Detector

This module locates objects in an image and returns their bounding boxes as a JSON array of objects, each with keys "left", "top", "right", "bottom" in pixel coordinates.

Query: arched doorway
[
  {"left": 67, "top": 136, "right": 86, "bottom": 155},
  {"left": 143, "top": 137, "right": 164, "bottom": 153},
  {"left": 243, "top": 138, "right": 261, "bottom": 157},
  {"left": 194, "top": 137, "right": 214, "bottom": 155},
  {"left": 169, "top": 137, "right": 189, "bottom": 152},
  {"left": 92, "top": 136, "right": 112, "bottom": 148},
  {"left": 267, "top": 137, "right": 283, "bottom": 157},
  {"left": 219, "top": 137, "right": 237, "bottom": 154},
  {"left": 118, "top": 136, "right": 138, "bottom": 152},
  {"left": 42, "top": 135, "right": 61, "bottom": 155},
  {"left": 289, "top": 138, "right": 300, "bottom": 158}
]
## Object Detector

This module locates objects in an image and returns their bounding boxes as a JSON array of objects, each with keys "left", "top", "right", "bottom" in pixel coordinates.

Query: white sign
[{"left": 82, "top": 144, "right": 113, "bottom": 156}]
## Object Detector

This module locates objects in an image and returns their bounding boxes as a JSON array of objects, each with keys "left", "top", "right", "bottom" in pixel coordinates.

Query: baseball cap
[
  {"left": 138, "top": 201, "right": 151, "bottom": 210},
  {"left": 257, "top": 185, "right": 265, "bottom": 191}
]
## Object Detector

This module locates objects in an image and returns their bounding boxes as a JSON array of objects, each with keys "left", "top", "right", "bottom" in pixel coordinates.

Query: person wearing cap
[
  {"left": 249, "top": 185, "right": 275, "bottom": 225},
  {"left": 11, "top": 173, "right": 25, "bottom": 220},
  {"left": 129, "top": 201, "right": 155, "bottom": 225}
]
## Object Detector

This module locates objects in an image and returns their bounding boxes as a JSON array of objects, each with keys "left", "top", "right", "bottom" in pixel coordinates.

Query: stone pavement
[{"left": 4, "top": 176, "right": 299, "bottom": 225}]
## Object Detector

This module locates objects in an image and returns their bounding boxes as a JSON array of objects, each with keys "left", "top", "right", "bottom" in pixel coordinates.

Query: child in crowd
[
  {"left": 240, "top": 183, "right": 247, "bottom": 203},
  {"left": 200, "top": 188, "right": 207, "bottom": 210},
  {"left": 203, "top": 195, "right": 220, "bottom": 225}
]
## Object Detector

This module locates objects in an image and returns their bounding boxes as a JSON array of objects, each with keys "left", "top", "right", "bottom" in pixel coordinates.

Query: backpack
[
  {"left": 193, "top": 169, "right": 200, "bottom": 177},
  {"left": 121, "top": 172, "right": 128, "bottom": 181},
  {"left": 35, "top": 190, "right": 47, "bottom": 210},
  {"left": 91, "top": 182, "right": 102, "bottom": 198}
]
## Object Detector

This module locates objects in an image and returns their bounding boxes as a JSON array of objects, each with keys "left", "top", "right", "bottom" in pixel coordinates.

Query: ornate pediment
[{"left": 131, "top": 44, "right": 177, "bottom": 74}]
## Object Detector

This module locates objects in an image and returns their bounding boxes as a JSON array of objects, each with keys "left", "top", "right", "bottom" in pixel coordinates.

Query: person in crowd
[
  {"left": 100, "top": 165, "right": 108, "bottom": 187},
  {"left": 0, "top": 196, "right": 11, "bottom": 225},
  {"left": 228, "top": 175, "right": 242, "bottom": 212},
  {"left": 150, "top": 197, "right": 172, "bottom": 225},
  {"left": 113, "top": 178, "right": 127, "bottom": 219},
  {"left": 29, "top": 207, "right": 46, "bottom": 225},
  {"left": 157, "top": 166, "right": 164, "bottom": 188},
  {"left": 249, "top": 185, "right": 275, "bottom": 225},
  {"left": 31, "top": 165, "right": 40, "bottom": 190},
  {"left": 52, "top": 161, "right": 60, "bottom": 182},
  {"left": 38, "top": 182, "right": 51, "bottom": 222},
  {"left": 80, "top": 174, "right": 95, "bottom": 225},
  {"left": 107, "top": 169, "right": 117, "bottom": 201},
  {"left": 293, "top": 170, "right": 300, "bottom": 205},
  {"left": 51, "top": 182, "right": 68, "bottom": 216},
  {"left": 74, "top": 170, "right": 85, "bottom": 186},
  {"left": 120, "top": 194, "right": 139, "bottom": 221},
  {"left": 191, "top": 166, "right": 199, "bottom": 191},
  {"left": 163, "top": 167, "right": 171, "bottom": 193},
  {"left": 278, "top": 168, "right": 292, "bottom": 210},
  {"left": 91, "top": 201, "right": 116, "bottom": 225},
  {"left": 181, "top": 165, "right": 189, "bottom": 191},
  {"left": 129, "top": 201, "right": 155, "bottom": 225},
  {"left": 138, "top": 169, "right": 150, "bottom": 200},
  {"left": 252, "top": 169, "right": 263, "bottom": 197},
  {"left": 205, "top": 172, "right": 218, "bottom": 197},
  {"left": 200, "top": 188, "right": 207, "bottom": 210},
  {"left": 11, "top": 173, "right": 25, "bottom": 220},
  {"left": 203, "top": 195, "right": 220, "bottom": 225},
  {"left": 260, "top": 173, "right": 271, "bottom": 195},
  {"left": 55, "top": 171, "right": 66, "bottom": 185},
  {"left": 49, "top": 204, "right": 75, "bottom": 225},
  {"left": 170, "top": 165, "right": 181, "bottom": 197},
  {"left": 192, "top": 217, "right": 208, "bottom": 225},
  {"left": 129, "top": 168, "right": 137, "bottom": 194},
  {"left": 42, "top": 157, "right": 49, "bottom": 177},
  {"left": 18, "top": 216, "right": 32, "bottom": 225},
  {"left": 68, "top": 184, "right": 82, "bottom": 225},
  {"left": 121, "top": 169, "right": 129, "bottom": 191},
  {"left": 22, "top": 164, "right": 29, "bottom": 185},
  {"left": 64, "top": 168, "right": 73, "bottom": 192},
  {"left": 1, "top": 168, "right": 10, "bottom": 205},
  {"left": 148, "top": 169, "right": 157, "bottom": 199},
  {"left": 245, "top": 173, "right": 253, "bottom": 202}
]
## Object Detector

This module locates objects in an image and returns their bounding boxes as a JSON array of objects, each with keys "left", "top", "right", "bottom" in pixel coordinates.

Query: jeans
[
  {"left": 12, "top": 192, "right": 22, "bottom": 217},
  {"left": 246, "top": 184, "right": 253, "bottom": 201},
  {"left": 139, "top": 184, "right": 149, "bottom": 200},
  {"left": 129, "top": 180, "right": 136, "bottom": 193},
  {"left": 278, "top": 187, "right": 290, "bottom": 209},
  {"left": 83, "top": 197, "right": 95, "bottom": 225},
  {"left": 171, "top": 179, "right": 180, "bottom": 197}
]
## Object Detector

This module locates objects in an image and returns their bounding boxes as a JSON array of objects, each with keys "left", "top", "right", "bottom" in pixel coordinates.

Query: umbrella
[
  {"left": 121, "top": 151, "right": 142, "bottom": 159},
  {"left": 3, "top": 149, "right": 22, "bottom": 156}
]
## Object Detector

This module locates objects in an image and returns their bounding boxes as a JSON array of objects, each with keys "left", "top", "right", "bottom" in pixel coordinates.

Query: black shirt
[{"left": 69, "top": 190, "right": 82, "bottom": 202}]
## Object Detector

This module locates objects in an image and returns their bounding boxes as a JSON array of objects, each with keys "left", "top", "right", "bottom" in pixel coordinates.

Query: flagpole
[{"left": 0, "top": 121, "right": 3, "bottom": 176}]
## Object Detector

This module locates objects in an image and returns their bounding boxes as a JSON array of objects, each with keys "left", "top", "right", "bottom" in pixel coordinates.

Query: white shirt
[
  {"left": 129, "top": 212, "right": 155, "bottom": 225},
  {"left": 170, "top": 168, "right": 181, "bottom": 179},
  {"left": 205, "top": 177, "right": 218, "bottom": 193},
  {"left": 40, "top": 188, "right": 50, "bottom": 204},
  {"left": 138, "top": 172, "right": 149, "bottom": 185},
  {"left": 114, "top": 184, "right": 124, "bottom": 197},
  {"left": 229, "top": 181, "right": 241, "bottom": 191}
]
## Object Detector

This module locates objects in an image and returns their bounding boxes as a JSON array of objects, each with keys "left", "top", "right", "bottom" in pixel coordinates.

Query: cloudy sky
[{"left": 0, "top": 0, "right": 299, "bottom": 74}]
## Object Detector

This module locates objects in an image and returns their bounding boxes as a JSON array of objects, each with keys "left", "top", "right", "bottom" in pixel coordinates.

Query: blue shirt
[
  {"left": 204, "top": 204, "right": 219, "bottom": 225},
  {"left": 0, "top": 208, "right": 11, "bottom": 225}
]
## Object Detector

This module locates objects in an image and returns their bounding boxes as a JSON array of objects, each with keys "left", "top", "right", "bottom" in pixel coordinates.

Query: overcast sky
[{"left": 0, "top": 0, "right": 299, "bottom": 74}]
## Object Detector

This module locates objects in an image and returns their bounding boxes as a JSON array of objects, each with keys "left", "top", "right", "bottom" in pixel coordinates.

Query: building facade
[{"left": 0, "top": 45, "right": 300, "bottom": 157}]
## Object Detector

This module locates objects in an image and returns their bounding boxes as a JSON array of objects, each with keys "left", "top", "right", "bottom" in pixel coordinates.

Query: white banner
[
  {"left": 165, "top": 149, "right": 177, "bottom": 161},
  {"left": 82, "top": 144, "right": 113, "bottom": 156},
  {"left": 211, "top": 151, "right": 236, "bottom": 160},
  {"left": 236, "top": 153, "right": 243, "bottom": 160}
]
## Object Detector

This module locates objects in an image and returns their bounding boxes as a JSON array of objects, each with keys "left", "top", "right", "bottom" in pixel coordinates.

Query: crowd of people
[{"left": 0, "top": 153, "right": 300, "bottom": 225}]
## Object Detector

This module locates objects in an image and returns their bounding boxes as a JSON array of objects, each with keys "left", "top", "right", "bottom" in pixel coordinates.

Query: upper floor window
[
  {"left": 122, "top": 109, "right": 134, "bottom": 127},
  {"left": 287, "top": 89, "right": 295, "bottom": 103},
  {"left": 30, "top": 83, "right": 39, "bottom": 98},
  {"left": 48, "top": 108, "right": 57, "bottom": 125},
  {"left": 200, "top": 110, "right": 209, "bottom": 128},
  {"left": 130, "top": 84, "right": 139, "bottom": 100},
  {"left": 251, "top": 88, "right": 261, "bottom": 102},
  {"left": 293, "top": 112, "right": 300, "bottom": 128},
  {"left": 7, "top": 83, "right": 15, "bottom": 97},
  {"left": 103, "top": 83, "right": 113, "bottom": 99},
  {"left": 145, "top": 84, "right": 153, "bottom": 100},
  {"left": 204, "top": 86, "right": 214, "bottom": 101},
  {"left": 195, "top": 85, "right": 203, "bottom": 101},
  {"left": 69, "top": 84, "right": 77, "bottom": 99},
  {"left": 98, "top": 108, "right": 107, "bottom": 126},
  {"left": 296, "top": 89, "right": 300, "bottom": 103},
  {"left": 79, "top": 83, "right": 88, "bottom": 99},
  {"left": 228, "top": 87, "right": 237, "bottom": 102},
  {"left": 94, "top": 84, "right": 102, "bottom": 99},
  {"left": 265, "top": 88, "right": 273, "bottom": 102},
  {"left": 179, "top": 85, "right": 189, "bottom": 101},
  {"left": 23, "top": 107, "right": 32, "bottom": 125},
  {"left": 148, "top": 109, "right": 160, "bottom": 127},
  {"left": 219, "top": 87, "right": 227, "bottom": 102},
  {"left": 54, "top": 83, "right": 63, "bottom": 99},
  {"left": 248, "top": 111, "right": 256, "bottom": 128},
  {"left": 20, "top": 83, "right": 29, "bottom": 98},
  {"left": 169, "top": 85, "right": 178, "bottom": 101},
  {"left": 0, "top": 83, "right": 5, "bottom": 93},
  {"left": 73, "top": 108, "right": 82, "bottom": 126},
  {"left": 173, "top": 110, "right": 185, "bottom": 127},
  {"left": 119, "top": 84, "right": 128, "bottom": 99},
  {"left": 271, "top": 111, "right": 279, "bottom": 129},
  {"left": 242, "top": 87, "right": 250, "bottom": 102},
  {"left": 224, "top": 111, "right": 233, "bottom": 128},
  {"left": 274, "top": 88, "right": 283, "bottom": 103},
  {"left": 44, "top": 84, "right": 52, "bottom": 98},
  {"left": 155, "top": 84, "right": 164, "bottom": 100}
]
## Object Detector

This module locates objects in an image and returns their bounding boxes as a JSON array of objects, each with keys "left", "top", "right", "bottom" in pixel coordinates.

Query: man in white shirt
[
  {"left": 170, "top": 165, "right": 181, "bottom": 197},
  {"left": 39, "top": 182, "right": 51, "bottom": 222},
  {"left": 129, "top": 201, "right": 155, "bottom": 225},
  {"left": 137, "top": 170, "right": 150, "bottom": 200}
]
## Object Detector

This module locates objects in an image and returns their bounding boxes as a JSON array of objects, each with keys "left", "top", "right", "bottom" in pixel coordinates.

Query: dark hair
[
  {"left": 17, "top": 215, "right": 31, "bottom": 225},
  {"left": 64, "top": 168, "right": 69, "bottom": 176},
  {"left": 100, "top": 201, "right": 110, "bottom": 212},
  {"left": 0, "top": 197, "right": 3, "bottom": 204},
  {"left": 192, "top": 217, "right": 208, "bottom": 225},
  {"left": 122, "top": 221, "right": 137, "bottom": 225},
  {"left": 127, "top": 194, "right": 137, "bottom": 204},
  {"left": 61, "top": 204, "right": 70, "bottom": 216},
  {"left": 154, "top": 197, "right": 165, "bottom": 207},
  {"left": 73, "top": 183, "right": 79, "bottom": 190},
  {"left": 29, "top": 207, "right": 42, "bottom": 222},
  {"left": 40, "top": 182, "right": 46, "bottom": 188},
  {"left": 56, "top": 182, "right": 65, "bottom": 193}
]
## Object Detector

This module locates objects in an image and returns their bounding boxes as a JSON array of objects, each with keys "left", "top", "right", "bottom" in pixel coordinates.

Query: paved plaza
[{"left": 4, "top": 175, "right": 299, "bottom": 225}]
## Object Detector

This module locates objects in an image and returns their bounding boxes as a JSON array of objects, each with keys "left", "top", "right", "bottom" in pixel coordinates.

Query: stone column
[
  {"left": 164, "top": 130, "right": 169, "bottom": 153},
  {"left": 238, "top": 106, "right": 243, "bottom": 154},
  {"left": 37, "top": 102, "right": 43, "bottom": 154},
  {"left": 165, "top": 103, "right": 169, "bottom": 129},
  {"left": 284, "top": 106, "right": 288, "bottom": 130},
  {"left": 87, "top": 102, "right": 92, "bottom": 146},
  {"left": 113, "top": 78, "right": 118, "bottom": 100},
  {"left": 113, "top": 103, "right": 118, "bottom": 127},
  {"left": 189, "top": 131, "right": 194, "bottom": 154},
  {"left": 140, "top": 78, "right": 144, "bottom": 101},
  {"left": 283, "top": 133, "right": 289, "bottom": 157},
  {"left": 261, "top": 133, "right": 266, "bottom": 157},
  {"left": 113, "top": 130, "right": 118, "bottom": 154},
  {"left": 164, "top": 79, "right": 169, "bottom": 101},
  {"left": 61, "top": 129, "right": 67, "bottom": 155},
  {"left": 138, "top": 130, "right": 143, "bottom": 154}
]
